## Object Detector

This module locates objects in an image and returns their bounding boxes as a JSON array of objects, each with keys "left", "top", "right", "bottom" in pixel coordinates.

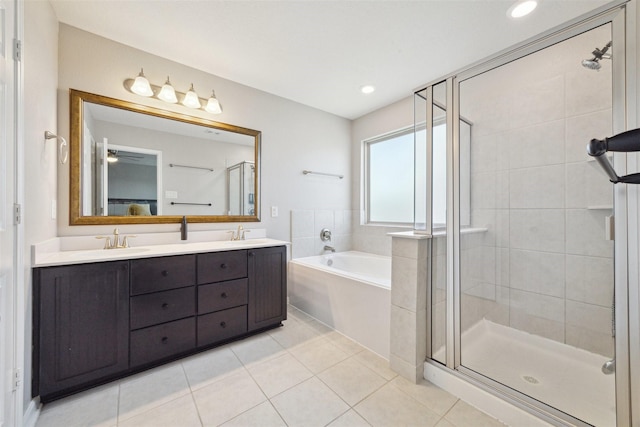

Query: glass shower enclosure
[{"left": 416, "top": 6, "right": 632, "bottom": 425}]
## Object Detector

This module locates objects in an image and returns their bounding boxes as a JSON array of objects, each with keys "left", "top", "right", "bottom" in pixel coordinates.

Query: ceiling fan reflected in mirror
[{"left": 107, "top": 149, "right": 144, "bottom": 163}]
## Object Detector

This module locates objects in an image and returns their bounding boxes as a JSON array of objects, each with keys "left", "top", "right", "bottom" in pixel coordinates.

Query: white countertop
[{"left": 32, "top": 237, "right": 290, "bottom": 267}]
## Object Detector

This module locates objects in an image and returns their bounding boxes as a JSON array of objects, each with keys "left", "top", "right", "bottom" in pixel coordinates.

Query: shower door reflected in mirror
[{"left": 458, "top": 24, "right": 614, "bottom": 425}]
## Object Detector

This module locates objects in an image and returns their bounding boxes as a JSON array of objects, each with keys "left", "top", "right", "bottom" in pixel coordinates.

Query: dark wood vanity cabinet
[
  {"left": 33, "top": 261, "right": 130, "bottom": 400},
  {"left": 34, "top": 245, "right": 286, "bottom": 402},
  {"left": 248, "top": 246, "right": 287, "bottom": 331}
]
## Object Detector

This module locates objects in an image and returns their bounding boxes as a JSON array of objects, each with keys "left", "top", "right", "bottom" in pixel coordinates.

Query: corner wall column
[{"left": 389, "top": 232, "right": 430, "bottom": 382}]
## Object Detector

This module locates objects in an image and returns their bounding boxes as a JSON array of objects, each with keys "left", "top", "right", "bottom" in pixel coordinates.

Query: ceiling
[{"left": 49, "top": 0, "right": 613, "bottom": 120}]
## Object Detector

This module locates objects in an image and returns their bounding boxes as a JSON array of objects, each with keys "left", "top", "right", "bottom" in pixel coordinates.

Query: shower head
[
  {"left": 581, "top": 41, "right": 612, "bottom": 71},
  {"left": 581, "top": 59, "right": 601, "bottom": 70}
]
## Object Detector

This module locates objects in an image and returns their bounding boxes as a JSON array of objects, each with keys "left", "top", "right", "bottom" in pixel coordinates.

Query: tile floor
[{"left": 35, "top": 306, "right": 507, "bottom": 427}]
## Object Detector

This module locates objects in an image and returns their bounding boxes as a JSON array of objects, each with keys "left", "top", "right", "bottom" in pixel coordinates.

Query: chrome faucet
[
  {"left": 323, "top": 245, "right": 336, "bottom": 253},
  {"left": 96, "top": 228, "right": 136, "bottom": 249}
]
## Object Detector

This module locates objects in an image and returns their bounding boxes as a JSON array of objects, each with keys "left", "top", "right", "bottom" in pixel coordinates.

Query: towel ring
[{"left": 45, "top": 131, "right": 68, "bottom": 164}]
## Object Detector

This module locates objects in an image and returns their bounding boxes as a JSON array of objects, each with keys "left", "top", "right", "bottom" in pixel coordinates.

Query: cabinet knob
[
  {"left": 220, "top": 263, "right": 227, "bottom": 269},
  {"left": 220, "top": 321, "right": 227, "bottom": 328},
  {"left": 221, "top": 292, "right": 228, "bottom": 298},
  {"left": 161, "top": 336, "right": 169, "bottom": 344},
  {"left": 161, "top": 303, "right": 169, "bottom": 310},
  {"left": 161, "top": 270, "right": 169, "bottom": 277}
]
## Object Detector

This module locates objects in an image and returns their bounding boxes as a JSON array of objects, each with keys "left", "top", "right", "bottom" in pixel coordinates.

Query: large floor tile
[
  {"left": 268, "top": 320, "right": 324, "bottom": 349},
  {"left": 118, "top": 395, "right": 202, "bottom": 427},
  {"left": 355, "top": 383, "right": 441, "bottom": 427},
  {"left": 327, "top": 409, "right": 372, "bottom": 426},
  {"left": 248, "top": 352, "right": 313, "bottom": 397},
  {"left": 35, "top": 382, "right": 119, "bottom": 427},
  {"left": 118, "top": 363, "right": 191, "bottom": 422},
  {"left": 220, "top": 401, "right": 286, "bottom": 427},
  {"left": 192, "top": 369, "right": 267, "bottom": 426},
  {"left": 444, "top": 401, "right": 507, "bottom": 427},
  {"left": 352, "top": 350, "right": 398, "bottom": 381},
  {"left": 229, "top": 333, "right": 286, "bottom": 366},
  {"left": 389, "top": 376, "right": 458, "bottom": 416},
  {"left": 289, "top": 337, "right": 350, "bottom": 374},
  {"left": 271, "top": 377, "right": 350, "bottom": 427},
  {"left": 318, "top": 357, "right": 387, "bottom": 406},
  {"left": 324, "top": 330, "right": 366, "bottom": 356},
  {"left": 182, "top": 346, "right": 244, "bottom": 391}
]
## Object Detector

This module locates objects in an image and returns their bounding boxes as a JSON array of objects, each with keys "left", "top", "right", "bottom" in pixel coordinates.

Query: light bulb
[
  {"left": 508, "top": 0, "right": 537, "bottom": 18},
  {"left": 182, "top": 83, "right": 201, "bottom": 108},
  {"left": 158, "top": 77, "right": 178, "bottom": 103},
  {"left": 130, "top": 68, "right": 153, "bottom": 97},
  {"left": 205, "top": 90, "right": 222, "bottom": 114}
]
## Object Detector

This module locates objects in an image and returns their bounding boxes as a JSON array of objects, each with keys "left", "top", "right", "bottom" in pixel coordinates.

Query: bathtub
[{"left": 288, "top": 251, "right": 391, "bottom": 358}]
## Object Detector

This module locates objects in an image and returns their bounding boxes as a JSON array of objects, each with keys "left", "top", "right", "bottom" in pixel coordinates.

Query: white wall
[
  {"left": 23, "top": 0, "right": 59, "bottom": 410},
  {"left": 56, "top": 24, "right": 352, "bottom": 241},
  {"left": 350, "top": 96, "right": 414, "bottom": 256}
]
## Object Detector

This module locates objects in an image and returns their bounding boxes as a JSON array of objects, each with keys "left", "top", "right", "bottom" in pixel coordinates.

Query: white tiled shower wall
[
  {"left": 290, "top": 210, "right": 355, "bottom": 258},
  {"left": 453, "top": 25, "right": 614, "bottom": 357}
]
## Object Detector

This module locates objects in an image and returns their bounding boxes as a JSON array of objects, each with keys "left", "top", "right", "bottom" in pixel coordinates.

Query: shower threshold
[{"left": 431, "top": 319, "right": 615, "bottom": 426}]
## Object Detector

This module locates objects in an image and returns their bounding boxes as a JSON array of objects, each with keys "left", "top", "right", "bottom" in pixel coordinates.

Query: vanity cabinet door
[
  {"left": 35, "top": 261, "right": 129, "bottom": 401},
  {"left": 247, "top": 246, "right": 287, "bottom": 331}
]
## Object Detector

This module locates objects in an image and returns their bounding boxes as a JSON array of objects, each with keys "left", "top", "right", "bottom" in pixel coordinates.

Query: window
[{"left": 365, "top": 129, "right": 415, "bottom": 225}]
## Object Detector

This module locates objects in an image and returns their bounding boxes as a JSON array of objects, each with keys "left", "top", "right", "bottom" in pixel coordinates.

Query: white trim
[
  {"left": 22, "top": 399, "right": 40, "bottom": 427},
  {"left": 12, "top": 0, "right": 24, "bottom": 425}
]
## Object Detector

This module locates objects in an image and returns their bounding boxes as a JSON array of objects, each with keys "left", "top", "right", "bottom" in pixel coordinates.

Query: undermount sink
[{"left": 68, "top": 247, "right": 151, "bottom": 259}]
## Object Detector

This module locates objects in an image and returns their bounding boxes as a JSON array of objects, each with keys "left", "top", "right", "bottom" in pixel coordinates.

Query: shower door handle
[{"left": 605, "top": 215, "right": 614, "bottom": 241}]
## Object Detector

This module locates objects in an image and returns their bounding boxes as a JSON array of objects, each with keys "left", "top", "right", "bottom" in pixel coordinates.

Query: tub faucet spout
[{"left": 324, "top": 245, "right": 335, "bottom": 253}]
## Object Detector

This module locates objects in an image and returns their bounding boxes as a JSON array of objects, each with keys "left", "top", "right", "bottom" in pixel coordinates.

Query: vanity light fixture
[
  {"left": 130, "top": 68, "right": 154, "bottom": 97},
  {"left": 125, "top": 69, "right": 223, "bottom": 114},
  {"left": 508, "top": 0, "right": 537, "bottom": 18},
  {"left": 205, "top": 90, "right": 222, "bottom": 114},
  {"left": 182, "top": 84, "right": 201, "bottom": 109},
  {"left": 157, "top": 77, "right": 178, "bottom": 103}
]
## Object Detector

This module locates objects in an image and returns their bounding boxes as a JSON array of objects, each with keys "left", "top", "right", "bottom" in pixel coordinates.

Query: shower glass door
[{"left": 457, "top": 23, "right": 615, "bottom": 426}]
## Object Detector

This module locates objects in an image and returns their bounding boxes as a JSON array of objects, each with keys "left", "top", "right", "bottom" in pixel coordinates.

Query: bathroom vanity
[{"left": 32, "top": 240, "right": 287, "bottom": 402}]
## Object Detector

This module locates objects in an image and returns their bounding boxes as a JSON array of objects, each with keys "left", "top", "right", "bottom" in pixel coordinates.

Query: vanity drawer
[
  {"left": 131, "top": 254, "right": 196, "bottom": 295},
  {"left": 197, "top": 305, "right": 247, "bottom": 347},
  {"left": 198, "top": 279, "right": 248, "bottom": 314},
  {"left": 130, "top": 317, "right": 196, "bottom": 367},
  {"left": 130, "top": 287, "right": 195, "bottom": 330},
  {"left": 197, "top": 251, "right": 247, "bottom": 284}
]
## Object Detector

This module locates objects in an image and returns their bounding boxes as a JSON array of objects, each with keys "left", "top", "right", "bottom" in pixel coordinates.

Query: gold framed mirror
[{"left": 69, "top": 89, "right": 261, "bottom": 225}]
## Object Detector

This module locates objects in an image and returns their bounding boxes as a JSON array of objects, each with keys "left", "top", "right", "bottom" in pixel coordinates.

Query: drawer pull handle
[
  {"left": 221, "top": 292, "right": 228, "bottom": 298},
  {"left": 220, "top": 263, "right": 227, "bottom": 269},
  {"left": 161, "top": 270, "right": 169, "bottom": 277},
  {"left": 161, "top": 303, "right": 169, "bottom": 309},
  {"left": 161, "top": 336, "right": 169, "bottom": 344},
  {"left": 220, "top": 321, "right": 227, "bottom": 328}
]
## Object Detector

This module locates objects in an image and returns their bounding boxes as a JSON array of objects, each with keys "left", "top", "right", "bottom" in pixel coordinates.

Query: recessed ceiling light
[
  {"left": 361, "top": 85, "right": 375, "bottom": 94},
  {"left": 508, "top": 0, "right": 537, "bottom": 18}
]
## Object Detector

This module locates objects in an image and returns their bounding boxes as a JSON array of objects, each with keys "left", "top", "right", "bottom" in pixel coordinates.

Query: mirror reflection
[{"left": 70, "top": 90, "right": 261, "bottom": 225}]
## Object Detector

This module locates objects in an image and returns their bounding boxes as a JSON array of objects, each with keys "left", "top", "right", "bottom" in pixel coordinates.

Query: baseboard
[{"left": 23, "top": 398, "right": 40, "bottom": 427}]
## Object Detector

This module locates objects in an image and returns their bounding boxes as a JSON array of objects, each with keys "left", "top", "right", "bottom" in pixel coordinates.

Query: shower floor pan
[{"left": 457, "top": 319, "right": 615, "bottom": 426}]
